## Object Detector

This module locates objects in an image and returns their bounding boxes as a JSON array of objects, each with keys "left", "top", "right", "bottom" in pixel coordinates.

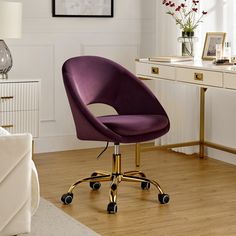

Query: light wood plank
[{"left": 34, "top": 145, "right": 236, "bottom": 236}]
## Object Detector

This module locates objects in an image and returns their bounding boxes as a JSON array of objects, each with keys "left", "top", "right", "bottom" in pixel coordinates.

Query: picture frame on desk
[
  {"left": 202, "top": 32, "right": 226, "bottom": 60},
  {"left": 52, "top": 0, "right": 114, "bottom": 17}
]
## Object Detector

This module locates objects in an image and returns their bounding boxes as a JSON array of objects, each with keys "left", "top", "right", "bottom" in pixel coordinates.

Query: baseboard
[
  {"left": 34, "top": 135, "right": 106, "bottom": 154},
  {"left": 207, "top": 148, "right": 236, "bottom": 165}
]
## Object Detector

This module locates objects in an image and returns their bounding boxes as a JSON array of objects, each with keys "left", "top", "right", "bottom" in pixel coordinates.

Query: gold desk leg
[
  {"left": 199, "top": 87, "right": 207, "bottom": 158},
  {"left": 135, "top": 143, "right": 141, "bottom": 167},
  {"left": 134, "top": 88, "right": 208, "bottom": 163}
]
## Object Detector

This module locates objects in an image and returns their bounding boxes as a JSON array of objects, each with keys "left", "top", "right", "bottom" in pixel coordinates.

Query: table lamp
[{"left": 0, "top": 1, "right": 22, "bottom": 79}]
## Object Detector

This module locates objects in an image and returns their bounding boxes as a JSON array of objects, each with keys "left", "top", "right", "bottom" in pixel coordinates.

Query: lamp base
[{"left": 0, "top": 40, "right": 12, "bottom": 79}]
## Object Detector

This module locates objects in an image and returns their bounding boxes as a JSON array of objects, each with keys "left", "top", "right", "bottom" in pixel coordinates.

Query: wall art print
[{"left": 52, "top": 0, "right": 113, "bottom": 17}]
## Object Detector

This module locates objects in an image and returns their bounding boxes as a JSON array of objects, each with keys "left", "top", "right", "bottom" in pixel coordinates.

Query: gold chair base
[{"left": 62, "top": 150, "right": 169, "bottom": 213}]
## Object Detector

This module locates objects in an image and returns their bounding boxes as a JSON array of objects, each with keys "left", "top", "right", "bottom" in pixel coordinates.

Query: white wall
[{"left": 6, "top": 0, "right": 156, "bottom": 153}]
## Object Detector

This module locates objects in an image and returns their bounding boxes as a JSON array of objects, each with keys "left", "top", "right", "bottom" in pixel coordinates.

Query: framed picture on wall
[
  {"left": 52, "top": 0, "right": 114, "bottom": 17},
  {"left": 202, "top": 32, "right": 226, "bottom": 60}
]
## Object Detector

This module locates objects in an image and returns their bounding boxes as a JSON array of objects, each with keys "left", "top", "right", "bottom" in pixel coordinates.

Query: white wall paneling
[
  {"left": 9, "top": 44, "right": 55, "bottom": 122},
  {"left": 82, "top": 44, "right": 139, "bottom": 72}
]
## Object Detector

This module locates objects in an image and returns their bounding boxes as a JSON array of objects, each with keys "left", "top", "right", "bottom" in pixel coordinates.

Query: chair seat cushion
[{"left": 97, "top": 115, "right": 169, "bottom": 136}]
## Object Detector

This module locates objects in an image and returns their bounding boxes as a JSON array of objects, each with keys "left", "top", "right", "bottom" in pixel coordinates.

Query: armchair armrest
[{"left": 0, "top": 133, "right": 32, "bottom": 236}]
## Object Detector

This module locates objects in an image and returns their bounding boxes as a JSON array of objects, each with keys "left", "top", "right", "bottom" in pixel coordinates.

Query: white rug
[{"left": 19, "top": 198, "right": 100, "bottom": 236}]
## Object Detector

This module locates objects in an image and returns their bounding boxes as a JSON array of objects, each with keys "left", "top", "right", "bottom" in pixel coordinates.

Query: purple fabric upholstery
[
  {"left": 62, "top": 56, "right": 170, "bottom": 143},
  {"left": 98, "top": 115, "right": 169, "bottom": 136}
]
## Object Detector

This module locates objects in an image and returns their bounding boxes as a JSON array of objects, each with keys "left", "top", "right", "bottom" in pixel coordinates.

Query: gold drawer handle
[
  {"left": 1, "top": 96, "right": 14, "bottom": 100},
  {"left": 151, "top": 67, "right": 159, "bottom": 75},
  {"left": 194, "top": 73, "right": 203, "bottom": 81},
  {"left": 1, "top": 124, "right": 13, "bottom": 128}
]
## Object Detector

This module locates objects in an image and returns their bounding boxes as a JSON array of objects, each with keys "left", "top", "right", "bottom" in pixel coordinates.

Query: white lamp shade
[{"left": 0, "top": 1, "right": 22, "bottom": 39}]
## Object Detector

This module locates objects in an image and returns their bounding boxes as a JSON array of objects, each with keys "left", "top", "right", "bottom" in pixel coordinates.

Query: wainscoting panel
[
  {"left": 82, "top": 44, "right": 139, "bottom": 72},
  {"left": 9, "top": 44, "right": 55, "bottom": 122}
]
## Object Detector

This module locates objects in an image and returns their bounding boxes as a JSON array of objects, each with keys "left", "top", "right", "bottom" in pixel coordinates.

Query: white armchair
[{"left": 0, "top": 129, "right": 40, "bottom": 236}]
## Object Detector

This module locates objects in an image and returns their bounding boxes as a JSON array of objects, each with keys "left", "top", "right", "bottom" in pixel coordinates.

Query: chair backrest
[
  {"left": 63, "top": 56, "right": 125, "bottom": 107},
  {"left": 62, "top": 56, "right": 168, "bottom": 141}
]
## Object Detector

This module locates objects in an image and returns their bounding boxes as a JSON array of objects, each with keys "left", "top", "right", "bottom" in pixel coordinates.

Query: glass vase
[
  {"left": 0, "top": 40, "right": 12, "bottom": 79},
  {"left": 178, "top": 31, "right": 198, "bottom": 57}
]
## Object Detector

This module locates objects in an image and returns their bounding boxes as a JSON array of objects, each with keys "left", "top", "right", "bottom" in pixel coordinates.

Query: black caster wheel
[
  {"left": 90, "top": 181, "right": 101, "bottom": 190},
  {"left": 141, "top": 181, "right": 151, "bottom": 190},
  {"left": 90, "top": 172, "right": 101, "bottom": 190},
  {"left": 107, "top": 202, "right": 117, "bottom": 214},
  {"left": 158, "top": 193, "right": 170, "bottom": 204},
  {"left": 61, "top": 193, "right": 73, "bottom": 205}
]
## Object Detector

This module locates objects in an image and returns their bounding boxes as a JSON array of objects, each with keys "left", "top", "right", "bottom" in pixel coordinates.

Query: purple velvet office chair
[{"left": 61, "top": 55, "right": 170, "bottom": 214}]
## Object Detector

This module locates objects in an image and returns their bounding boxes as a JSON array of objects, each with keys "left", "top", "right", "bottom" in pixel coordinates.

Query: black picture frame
[{"left": 52, "top": 0, "right": 113, "bottom": 17}]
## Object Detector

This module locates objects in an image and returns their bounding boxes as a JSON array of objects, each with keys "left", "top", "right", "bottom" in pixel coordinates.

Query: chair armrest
[{"left": 0, "top": 133, "right": 32, "bottom": 235}]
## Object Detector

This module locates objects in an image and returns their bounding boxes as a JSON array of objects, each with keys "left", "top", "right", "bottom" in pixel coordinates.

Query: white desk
[{"left": 135, "top": 59, "right": 236, "bottom": 166}]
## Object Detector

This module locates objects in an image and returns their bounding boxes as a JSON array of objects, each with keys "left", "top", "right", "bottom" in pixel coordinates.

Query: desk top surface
[{"left": 137, "top": 58, "right": 236, "bottom": 74}]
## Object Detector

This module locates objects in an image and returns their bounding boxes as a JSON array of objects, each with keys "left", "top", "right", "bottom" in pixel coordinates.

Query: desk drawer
[
  {"left": 136, "top": 62, "right": 175, "bottom": 80},
  {"left": 224, "top": 73, "right": 236, "bottom": 90},
  {"left": 0, "top": 82, "right": 39, "bottom": 112},
  {"left": 176, "top": 68, "right": 223, "bottom": 87}
]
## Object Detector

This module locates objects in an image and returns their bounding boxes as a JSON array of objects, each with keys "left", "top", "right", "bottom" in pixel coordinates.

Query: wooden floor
[{"left": 34, "top": 145, "right": 236, "bottom": 236}]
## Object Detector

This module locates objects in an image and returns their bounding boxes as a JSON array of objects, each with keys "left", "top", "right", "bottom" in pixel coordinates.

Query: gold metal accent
[
  {"left": 109, "top": 177, "right": 119, "bottom": 203},
  {"left": 68, "top": 174, "right": 112, "bottom": 193},
  {"left": 204, "top": 141, "right": 236, "bottom": 155},
  {"left": 135, "top": 87, "right": 207, "bottom": 160},
  {"left": 65, "top": 145, "right": 166, "bottom": 207},
  {"left": 151, "top": 67, "right": 159, "bottom": 75},
  {"left": 92, "top": 170, "right": 111, "bottom": 176},
  {"left": 1, "top": 96, "right": 14, "bottom": 100},
  {"left": 140, "top": 141, "right": 199, "bottom": 152},
  {"left": 137, "top": 140, "right": 236, "bottom": 157},
  {"left": 0, "top": 96, "right": 13, "bottom": 99},
  {"left": 123, "top": 170, "right": 146, "bottom": 177},
  {"left": 112, "top": 154, "right": 121, "bottom": 174},
  {"left": 194, "top": 73, "right": 203, "bottom": 81},
  {"left": 139, "top": 77, "right": 152, "bottom": 81},
  {"left": 199, "top": 87, "right": 207, "bottom": 158},
  {"left": 122, "top": 175, "right": 163, "bottom": 194},
  {"left": 1, "top": 124, "right": 13, "bottom": 128},
  {"left": 135, "top": 143, "right": 141, "bottom": 167}
]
